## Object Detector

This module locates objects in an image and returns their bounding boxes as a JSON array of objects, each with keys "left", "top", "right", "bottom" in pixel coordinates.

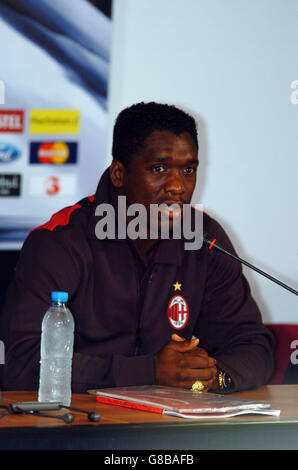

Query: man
[{"left": 1, "top": 102, "right": 274, "bottom": 393}]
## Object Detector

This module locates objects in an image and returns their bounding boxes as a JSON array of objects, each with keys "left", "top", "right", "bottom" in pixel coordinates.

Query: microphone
[{"left": 203, "top": 233, "right": 298, "bottom": 296}]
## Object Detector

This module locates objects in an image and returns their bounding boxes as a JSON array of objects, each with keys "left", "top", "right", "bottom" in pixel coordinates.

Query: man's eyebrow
[
  {"left": 186, "top": 158, "right": 199, "bottom": 164},
  {"left": 148, "top": 156, "right": 199, "bottom": 164},
  {"left": 150, "top": 156, "right": 172, "bottom": 162}
]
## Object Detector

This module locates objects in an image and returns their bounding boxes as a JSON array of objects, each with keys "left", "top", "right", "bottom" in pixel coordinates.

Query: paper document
[{"left": 88, "top": 385, "right": 280, "bottom": 419}]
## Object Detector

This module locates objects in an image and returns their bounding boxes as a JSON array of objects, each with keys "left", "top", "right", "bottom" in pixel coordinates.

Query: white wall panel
[{"left": 107, "top": 0, "right": 298, "bottom": 323}]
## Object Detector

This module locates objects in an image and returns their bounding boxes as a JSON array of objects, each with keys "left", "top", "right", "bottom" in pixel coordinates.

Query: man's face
[{"left": 120, "top": 130, "right": 199, "bottom": 232}]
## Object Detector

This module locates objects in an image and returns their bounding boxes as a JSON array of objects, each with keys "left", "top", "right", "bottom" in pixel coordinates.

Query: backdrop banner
[{"left": 0, "top": 0, "right": 112, "bottom": 249}]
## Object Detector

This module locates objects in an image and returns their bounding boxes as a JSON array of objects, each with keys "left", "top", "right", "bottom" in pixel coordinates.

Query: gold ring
[{"left": 191, "top": 380, "right": 205, "bottom": 392}]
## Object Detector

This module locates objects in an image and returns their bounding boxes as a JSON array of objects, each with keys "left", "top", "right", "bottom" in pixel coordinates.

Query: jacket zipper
[{"left": 134, "top": 276, "right": 142, "bottom": 356}]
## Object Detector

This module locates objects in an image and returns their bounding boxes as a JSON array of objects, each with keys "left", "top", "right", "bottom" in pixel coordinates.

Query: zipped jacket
[{"left": 1, "top": 168, "right": 274, "bottom": 392}]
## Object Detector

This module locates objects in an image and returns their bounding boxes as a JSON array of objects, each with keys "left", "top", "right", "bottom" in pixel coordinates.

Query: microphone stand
[{"left": 203, "top": 234, "right": 298, "bottom": 296}]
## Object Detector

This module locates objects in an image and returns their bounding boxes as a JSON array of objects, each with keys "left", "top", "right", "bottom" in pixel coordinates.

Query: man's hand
[{"left": 154, "top": 334, "right": 217, "bottom": 390}]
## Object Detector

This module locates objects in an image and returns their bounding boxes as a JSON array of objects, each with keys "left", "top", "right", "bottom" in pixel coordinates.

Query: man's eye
[
  {"left": 184, "top": 167, "right": 196, "bottom": 174},
  {"left": 152, "top": 165, "right": 166, "bottom": 173}
]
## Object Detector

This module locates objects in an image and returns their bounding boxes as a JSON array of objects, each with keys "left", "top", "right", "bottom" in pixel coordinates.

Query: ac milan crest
[{"left": 167, "top": 295, "right": 189, "bottom": 330}]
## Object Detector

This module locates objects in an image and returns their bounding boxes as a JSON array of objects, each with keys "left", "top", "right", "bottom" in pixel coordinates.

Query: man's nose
[{"left": 164, "top": 170, "right": 186, "bottom": 194}]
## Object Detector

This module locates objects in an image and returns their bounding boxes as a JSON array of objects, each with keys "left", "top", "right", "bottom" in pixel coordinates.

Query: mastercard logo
[{"left": 37, "top": 141, "right": 70, "bottom": 164}]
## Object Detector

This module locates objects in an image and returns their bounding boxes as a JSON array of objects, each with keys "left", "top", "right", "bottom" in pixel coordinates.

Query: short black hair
[{"left": 112, "top": 101, "right": 198, "bottom": 167}]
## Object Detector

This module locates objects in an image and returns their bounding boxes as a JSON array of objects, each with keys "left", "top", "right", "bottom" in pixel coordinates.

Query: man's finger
[
  {"left": 184, "top": 347, "right": 210, "bottom": 358},
  {"left": 180, "top": 354, "right": 216, "bottom": 370},
  {"left": 177, "top": 366, "right": 218, "bottom": 388},
  {"left": 168, "top": 339, "right": 199, "bottom": 353},
  {"left": 170, "top": 334, "right": 199, "bottom": 352},
  {"left": 171, "top": 334, "right": 185, "bottom": 342},
  {"left": 171, "top": 334, "right": 199, "bottom": 343}
]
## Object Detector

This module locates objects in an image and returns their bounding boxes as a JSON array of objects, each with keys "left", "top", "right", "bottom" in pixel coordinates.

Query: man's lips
[
  {"left": 156, "top": 200, "right": 185, "bottom": 207},
  {"left": 156, "top": 201, "right": 184, "bottom": 219}
]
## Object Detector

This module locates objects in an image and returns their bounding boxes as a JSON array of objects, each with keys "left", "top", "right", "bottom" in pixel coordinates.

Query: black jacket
[{"left": 1, "top": 168, "right": 274, "bottom": 392}]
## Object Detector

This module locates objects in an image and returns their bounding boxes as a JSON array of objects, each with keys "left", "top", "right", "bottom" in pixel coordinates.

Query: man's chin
[
  {"left": 159, "top": 205, "right": 182, "bottom": 220},
  {"left": 150, "top": 216, "right": 182, "bottom": 240}
]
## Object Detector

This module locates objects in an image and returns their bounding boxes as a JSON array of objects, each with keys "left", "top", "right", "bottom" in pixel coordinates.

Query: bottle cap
[{"left": 51, "top": 291, "right": 68, "bottom": 303}]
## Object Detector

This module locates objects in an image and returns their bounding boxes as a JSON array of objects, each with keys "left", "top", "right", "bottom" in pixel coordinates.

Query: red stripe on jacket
[{"left": 31, "top": 194, "right": 95, "bottom": 233}]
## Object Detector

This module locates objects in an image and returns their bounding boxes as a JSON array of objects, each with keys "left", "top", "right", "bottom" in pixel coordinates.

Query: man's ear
[{"left": 110, "top": 159, "right": 125, "bottom": 188}]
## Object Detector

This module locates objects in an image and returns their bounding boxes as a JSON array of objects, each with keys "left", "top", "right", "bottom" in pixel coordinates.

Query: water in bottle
[{"left": 38, "top": 291, "right": 74, "bottom": 406}]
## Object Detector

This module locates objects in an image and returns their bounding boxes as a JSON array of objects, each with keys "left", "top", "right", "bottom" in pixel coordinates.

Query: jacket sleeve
[
  {"left": 195, "top": 218, "right": 275, "bottom": 393},
  {"left": 1, "top": 229, "right": 155, "bottom": 392}
]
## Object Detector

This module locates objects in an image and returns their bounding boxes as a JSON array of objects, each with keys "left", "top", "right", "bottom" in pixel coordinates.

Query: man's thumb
[{"left": 171, "top": 334, "right": 199, "bottom": 351}]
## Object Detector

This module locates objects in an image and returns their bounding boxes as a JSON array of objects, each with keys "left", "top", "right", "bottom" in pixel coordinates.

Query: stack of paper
[{"left": 88, "top": 385, "right": 280, "bottom": 419}]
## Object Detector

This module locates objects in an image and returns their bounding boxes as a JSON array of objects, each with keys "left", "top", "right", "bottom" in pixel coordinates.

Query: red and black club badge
[{"left": 167, "top": 295, "right": 189, "bottom": 330}]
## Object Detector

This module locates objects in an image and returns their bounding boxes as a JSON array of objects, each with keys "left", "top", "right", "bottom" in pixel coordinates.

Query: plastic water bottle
[{"left": 38, "top": 291, "right": 74, "bottom": 406}]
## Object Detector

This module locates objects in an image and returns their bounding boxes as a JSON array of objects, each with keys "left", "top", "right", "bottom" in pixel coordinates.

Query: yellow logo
[
  {"left": 173, "top": 281, "right": 182, "bottom": 291},
  {"left": 29, "top": 110, "right": 80, "bottom": 134}
]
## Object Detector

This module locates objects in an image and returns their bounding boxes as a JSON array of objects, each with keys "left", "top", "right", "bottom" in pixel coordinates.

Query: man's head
[
  {"left": 110, "top": 102, "right": 199, "bottom": 238},
  {"left": 112, "top": 101, "right": 198, "bottom": 168}
]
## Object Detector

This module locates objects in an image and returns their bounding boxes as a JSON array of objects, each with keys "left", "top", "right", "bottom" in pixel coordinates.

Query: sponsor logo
[
  {"left": 0, "top": 143, "right": 21, "bottom": 163},
  {"left": 0, "top": 174, "right": 21, "bottom": 196},
  {"left": 29, "top": 174, "right": 77, "bottom": 197},
  {"left": 45, "top": 176, "right": 60, "bottom": 195},
  {"left": 167, "top": 295, "right": 189, "bottom": 330},
  {"left": 29, "top": 141, "right": 78, "bottom": 164},
  {"left": 0, "top": 110, "right": 24, "bottom": 132},
  {"left": 29, "top": 109, "right": 80, "bottom": 134}
]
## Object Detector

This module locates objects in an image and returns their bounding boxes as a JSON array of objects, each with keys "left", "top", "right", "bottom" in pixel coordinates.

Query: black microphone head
[
  {"left": 203, "top": 233, "right": 215, "bottom": 245},
  {"left": 203, "top": 233, "right": 211, "bottom": 244},
  {"left": 203, "top": 233, "right": 223, "bottom": 253}
]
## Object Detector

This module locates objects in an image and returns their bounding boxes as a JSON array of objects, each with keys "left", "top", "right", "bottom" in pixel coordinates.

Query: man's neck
[{"left": 132, "top": 237, "right": 159, "bottom": 263}]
